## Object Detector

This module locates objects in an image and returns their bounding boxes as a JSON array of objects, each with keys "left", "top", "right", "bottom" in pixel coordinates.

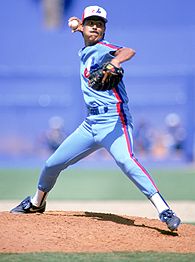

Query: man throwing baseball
[{"left": 11, "top": 6, "right": 181, "bottom": 231}]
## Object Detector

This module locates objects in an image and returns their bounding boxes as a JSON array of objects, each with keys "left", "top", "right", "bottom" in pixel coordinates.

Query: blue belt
[{"left": 87, "top": 106, "right": 108, "bottom": 115}]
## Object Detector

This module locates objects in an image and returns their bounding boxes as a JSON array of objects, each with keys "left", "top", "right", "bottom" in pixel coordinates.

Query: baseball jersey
[{"left": 79, "top": 40, "right": 129, "bottom": 108}]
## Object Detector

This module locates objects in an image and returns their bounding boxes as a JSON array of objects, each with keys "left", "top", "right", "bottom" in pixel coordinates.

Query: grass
[
  {"left": 0, "top": 252, "right": 195, "bottom": 262},
  {"left": 0, "top": 166, "right": 194, "bottom": 200}
]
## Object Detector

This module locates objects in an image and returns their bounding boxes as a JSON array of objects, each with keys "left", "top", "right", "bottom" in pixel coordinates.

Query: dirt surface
[{"left": 1, "top": 211, "right": 195, "bottom": 253}]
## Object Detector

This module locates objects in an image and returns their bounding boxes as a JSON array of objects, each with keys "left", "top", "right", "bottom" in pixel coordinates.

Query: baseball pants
[{"left": 38, "top": 107, "right": 158, "bottom": 198}]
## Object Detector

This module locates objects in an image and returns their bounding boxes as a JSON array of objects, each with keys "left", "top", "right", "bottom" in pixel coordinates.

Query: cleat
[
  {"left": 10, "top": 196, "right": 46, "bottom": 214},
  {"left": 160, "top": 209, "right": 181, "bottom": 231}
]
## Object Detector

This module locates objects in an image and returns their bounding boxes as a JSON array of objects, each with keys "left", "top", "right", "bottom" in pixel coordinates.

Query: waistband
[
  {"left": 87, "top": 104, "right": 129, "bottom": 115},
  {"left": 87, "top": 106, "right": 108, "bottom": 115}
]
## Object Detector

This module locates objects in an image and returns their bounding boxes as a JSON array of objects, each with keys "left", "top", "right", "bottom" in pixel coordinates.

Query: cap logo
[{"left": 96, "top": 8, "right": 102, "bottom": 14}]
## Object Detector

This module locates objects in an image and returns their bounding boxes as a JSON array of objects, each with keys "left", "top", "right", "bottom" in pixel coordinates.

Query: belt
[{"left": 87, "top": 106, "right": 108, "bottom": 115}]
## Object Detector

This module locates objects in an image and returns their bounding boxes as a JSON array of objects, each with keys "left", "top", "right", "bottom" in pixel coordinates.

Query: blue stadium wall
[{"left": 0, "top": 0, "right": 195, "bottom": 163}]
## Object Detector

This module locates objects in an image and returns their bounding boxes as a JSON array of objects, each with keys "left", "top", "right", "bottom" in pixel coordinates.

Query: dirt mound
[{"left": 1, "top": 211, "right": 195, "bottom": 253}]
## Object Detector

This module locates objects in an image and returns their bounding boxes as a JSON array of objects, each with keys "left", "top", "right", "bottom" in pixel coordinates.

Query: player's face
[{"left": 83, "top": 18, "right": 106, "bottom": 46}]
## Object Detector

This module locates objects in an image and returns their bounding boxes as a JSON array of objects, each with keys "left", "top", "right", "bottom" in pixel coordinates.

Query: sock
[
  {"left": 31, "top": 189, "right": 48, "bottom": 207},
  {"left": 149, "top": 192, "right": 170, "bottom": 214}
]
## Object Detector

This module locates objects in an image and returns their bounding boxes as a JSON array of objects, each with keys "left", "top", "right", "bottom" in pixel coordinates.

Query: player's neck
[{"left": 84, "top": 38, "right": 104, "bottom": 47}]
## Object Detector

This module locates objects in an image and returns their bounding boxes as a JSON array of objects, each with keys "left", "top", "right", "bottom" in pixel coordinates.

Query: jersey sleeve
[{"left": 97, "top": 41, "right": 123, "bottom": 66}]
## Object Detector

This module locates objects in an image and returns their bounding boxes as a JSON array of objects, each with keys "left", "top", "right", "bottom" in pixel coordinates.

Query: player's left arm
[
  {"left": 88, "top": 46, "right": 136, "bottom": 91},
  {"left": 110, "top": 48, "right": 136, "bottom": 68}
]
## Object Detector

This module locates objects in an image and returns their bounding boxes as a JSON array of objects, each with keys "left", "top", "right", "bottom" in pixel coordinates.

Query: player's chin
[{"left": 89, "top": 35, "right": 102, "bottom": 44}]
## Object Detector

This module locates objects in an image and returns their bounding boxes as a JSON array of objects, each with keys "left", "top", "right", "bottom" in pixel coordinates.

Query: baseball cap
[{"left": 82, "top": 6, "right": 107, "bottom": 23}]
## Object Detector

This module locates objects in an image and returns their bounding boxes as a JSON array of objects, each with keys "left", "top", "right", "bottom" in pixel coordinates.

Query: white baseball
[{"left": 68, "top": 19, "right": 79, "bottom": 29}]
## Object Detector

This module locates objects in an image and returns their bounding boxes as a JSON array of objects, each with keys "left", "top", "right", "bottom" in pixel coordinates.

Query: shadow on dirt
[{"left": 73, "top": 211, "right": 179, "bottom": 236}]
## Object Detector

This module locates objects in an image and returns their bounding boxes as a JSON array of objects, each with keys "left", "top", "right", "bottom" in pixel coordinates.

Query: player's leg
[
  {"left": 102, "top": 123, "right": 181, "bottom": 231},
  {"left": 30, "top": 132, "right": 99, "bottom": 208},
  {"left": 37, "top": 122, "right": 100, "bottom": 193},
  {"left": 102, "top": 123, "right": 158, "bottom": 197},
  {"left": 10, "top": 120, "right": 101, "bottom": 214}
]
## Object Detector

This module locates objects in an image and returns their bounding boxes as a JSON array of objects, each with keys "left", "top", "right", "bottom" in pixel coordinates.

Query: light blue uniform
[{"left": 38, "top": 40, "right": 158, "bottom": 198}]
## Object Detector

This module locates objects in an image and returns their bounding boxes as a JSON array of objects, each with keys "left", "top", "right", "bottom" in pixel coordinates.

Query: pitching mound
[{"left": 0, "top": 211, "right": 195, "bottom": 253}]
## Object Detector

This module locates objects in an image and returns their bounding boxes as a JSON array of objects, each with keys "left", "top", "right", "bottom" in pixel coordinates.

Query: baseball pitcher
[{"left": 11, "top": 6, "right": 181, "bottom": 231}]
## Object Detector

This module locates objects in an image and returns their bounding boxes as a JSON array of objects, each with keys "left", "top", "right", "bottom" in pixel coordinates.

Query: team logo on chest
[
  {"left": 84, "top": 67, "right": 90, "bottom": 78},
  {"left": 84, "top": 56, "right": 96, "bottom": 78}
]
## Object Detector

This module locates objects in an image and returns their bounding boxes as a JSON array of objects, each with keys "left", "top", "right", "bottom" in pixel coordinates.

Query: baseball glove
[{"left": 88, "top": 62, "right": 124, "bottom": 91}]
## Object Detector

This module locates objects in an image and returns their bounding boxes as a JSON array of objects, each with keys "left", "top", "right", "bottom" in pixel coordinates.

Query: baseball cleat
[
  {"left": 10, "top": 196, "right": 46, "bottom": 214},
  {"left": 159, "top": 209, "right": 181, "bottom": 231}
]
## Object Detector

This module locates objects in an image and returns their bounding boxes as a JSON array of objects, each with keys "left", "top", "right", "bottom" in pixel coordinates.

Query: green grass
[
  {"left": 0, "top": 252, "right": 195, "bottom": 262},
  {"left": 0, "top": 166, "right": 194, "bottom": 200}
]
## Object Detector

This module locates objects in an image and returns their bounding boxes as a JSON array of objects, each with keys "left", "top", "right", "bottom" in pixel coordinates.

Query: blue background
[{"left": 0, "top": 0, "right": 195, "bottom": 165}]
